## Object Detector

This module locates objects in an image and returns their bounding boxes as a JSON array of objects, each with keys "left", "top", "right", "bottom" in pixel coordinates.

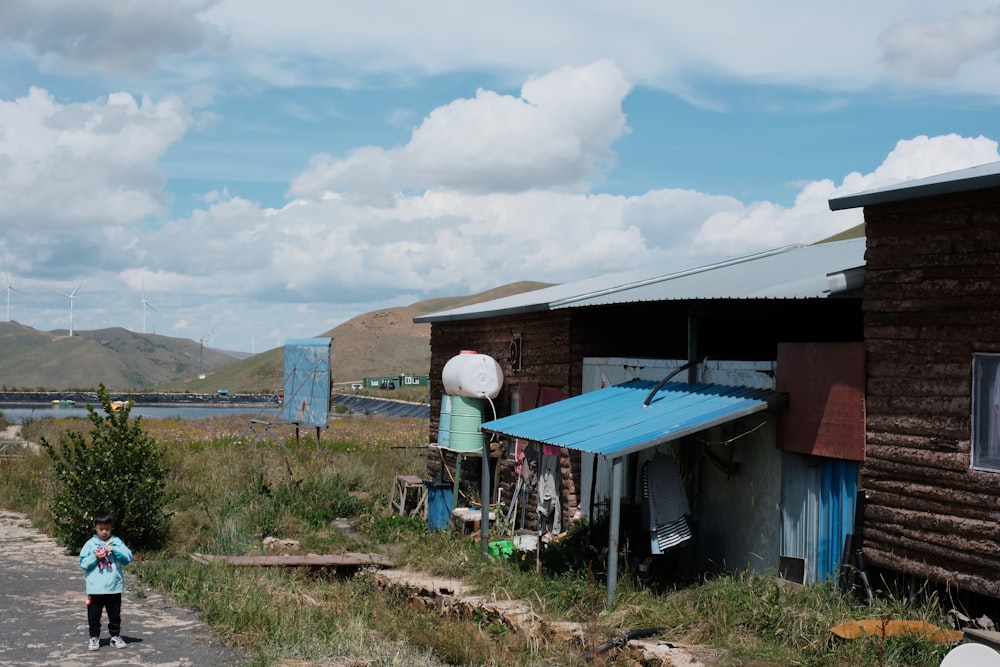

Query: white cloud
[
  {"left": 879, "top": 8, "right": 1000, "bottom": 80},
  {"left": 401, "top": 61, "right": 631, "bottom": 194},
  {"left": 0, "top": 88, "right": 189, "bottom": 237},
  {"left": 867, "top": 133, "right": 1000, "bottom": 183},
  {"left": 289, "top": 61, "right": 631, "bottom": 201},
  {"left": 6, "top": 3, "right": 1000, "bottom": 100},
  {"left": 692, "top": 134, "right": 1000, "bottom": 254},
  {"left": 195, "top": 2, "right": 1000, "bottom": 99},
  {"left": 157, "top": 134, "right": 999, "bottom": 324},
  {"left": 0, "top": 0, "right": 228, "bottom": 77}
]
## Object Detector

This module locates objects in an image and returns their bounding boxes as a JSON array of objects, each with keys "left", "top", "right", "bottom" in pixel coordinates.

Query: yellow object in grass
[{"left": 829, "top": 619, "right": 963, "bottom": 645}]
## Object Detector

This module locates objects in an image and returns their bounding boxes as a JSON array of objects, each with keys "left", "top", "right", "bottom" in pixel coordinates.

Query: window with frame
[{"left": 971, "top": 353, "right": 1000, "bottom": 472}]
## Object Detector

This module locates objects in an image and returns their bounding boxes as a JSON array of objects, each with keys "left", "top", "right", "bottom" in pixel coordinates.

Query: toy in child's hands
[{"left": 95, "top": 545, "right": 114, "bottom": 571}]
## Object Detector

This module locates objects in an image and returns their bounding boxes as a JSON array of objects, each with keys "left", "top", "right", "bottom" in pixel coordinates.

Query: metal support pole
[
  {"left": 687, "top": 312, "right": 699, "bottom": 383},
  {"left": 481, "top": 437, "right": 490, "bottom": 559},
  {"left": 452, "top": 454, "right": 463, "bottom": 511},
  {"left": 605, "top": 455, "right": 623, "bottom": 609}
]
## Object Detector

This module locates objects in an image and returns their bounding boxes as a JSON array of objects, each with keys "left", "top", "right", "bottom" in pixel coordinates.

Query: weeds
[{"left": 0, "top": 413, "right": 957, "bottom": 666}]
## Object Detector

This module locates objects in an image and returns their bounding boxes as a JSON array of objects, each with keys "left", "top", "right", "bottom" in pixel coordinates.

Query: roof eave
[
  {"left": 413, "top": 302, "right": 551, "bottom": 323},
  {"left": 829, "top": 172, "right": 1000, "bottom": 211}
]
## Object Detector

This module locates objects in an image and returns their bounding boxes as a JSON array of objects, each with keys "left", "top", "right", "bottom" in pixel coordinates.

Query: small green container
[{"left": 488, "top": 540, "right": 514, "bottom": 559}]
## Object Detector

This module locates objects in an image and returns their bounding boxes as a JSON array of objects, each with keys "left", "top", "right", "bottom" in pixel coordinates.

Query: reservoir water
[
  {"left": 0, "top": 395, "right": 429, "bottom": 423},
  {"left": 0, "top": 404, "right": 270, "bottom": 424}
]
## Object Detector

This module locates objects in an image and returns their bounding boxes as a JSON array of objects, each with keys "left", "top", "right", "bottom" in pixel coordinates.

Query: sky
[{"left": 2, "top": 2, "right": 1000, "bottom": 354}]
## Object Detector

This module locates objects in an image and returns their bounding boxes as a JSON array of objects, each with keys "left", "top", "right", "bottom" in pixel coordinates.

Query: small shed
[{"left": 416, "top": 238, "right": 868, "bottom": 605}]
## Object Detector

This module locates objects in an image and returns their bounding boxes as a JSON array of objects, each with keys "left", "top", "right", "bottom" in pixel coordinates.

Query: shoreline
[{"left": 0, "top": 391, "right": 273, "bottom": 406}]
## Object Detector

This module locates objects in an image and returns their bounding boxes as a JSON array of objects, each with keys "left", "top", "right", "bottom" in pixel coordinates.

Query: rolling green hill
[{"left": 0, "top": 324, "right": 240, "bottom": 391}]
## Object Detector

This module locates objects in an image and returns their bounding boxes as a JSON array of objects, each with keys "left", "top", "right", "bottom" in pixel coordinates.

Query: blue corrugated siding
[
  {"left": 782, "top": 455, "right": 858, "bottom": 585},
  {"left": 780, "top": 454, "right": 820, "bottom": 584},
  {"left": 818, "top": 459, "right": 858, "bottom": 583}
]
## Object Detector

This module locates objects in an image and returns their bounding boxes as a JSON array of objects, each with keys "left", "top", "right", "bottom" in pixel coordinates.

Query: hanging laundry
[
  {"left": 538, "top": 448, "right": 561, "bottom": 535},
  {"left": 642, "top": 453, "right": 691, "bottom": 553}
]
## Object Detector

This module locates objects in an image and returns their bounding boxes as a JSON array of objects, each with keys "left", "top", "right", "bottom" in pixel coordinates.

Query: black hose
[
  {"left": 578, "top": 626, "right": 667, "bottom": 662},
  {"left": 643, "top": 357, "right": 707, "bottom": 406}
]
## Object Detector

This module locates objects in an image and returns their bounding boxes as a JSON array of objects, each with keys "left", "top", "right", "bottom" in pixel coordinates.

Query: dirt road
[{"left": 0, "top": 509, "right": 244, "bottom": 666}]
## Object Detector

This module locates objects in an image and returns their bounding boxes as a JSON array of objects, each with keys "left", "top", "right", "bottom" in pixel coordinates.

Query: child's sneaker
[
  {"left": 88, "top": 637, "right": 100, "bottom": 651},
  {"left": 110, "top": 635, "right": 126, "bottom": 649}
]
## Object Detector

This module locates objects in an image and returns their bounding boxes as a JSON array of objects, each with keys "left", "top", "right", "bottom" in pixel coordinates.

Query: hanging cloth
[
  {"left": 642, "top": 453, "right": 691, "bottom": 553},
  {"left": 537, "top": 450, "right": 562, "bottom": 535}
]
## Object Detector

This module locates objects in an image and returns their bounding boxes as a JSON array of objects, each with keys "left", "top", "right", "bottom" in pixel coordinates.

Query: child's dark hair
[{"left": 92, "top": 509, "right": 115, "bottom": 526}]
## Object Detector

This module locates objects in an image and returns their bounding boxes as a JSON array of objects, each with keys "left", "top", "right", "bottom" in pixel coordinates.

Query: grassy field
[{"left": 0, "top": 409, "right": 958, "bottom": 666}]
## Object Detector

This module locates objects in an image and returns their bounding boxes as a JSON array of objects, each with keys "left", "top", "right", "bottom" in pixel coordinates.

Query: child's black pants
[{"left": 87, "top": 593, "right": 122, "bottom": 638}]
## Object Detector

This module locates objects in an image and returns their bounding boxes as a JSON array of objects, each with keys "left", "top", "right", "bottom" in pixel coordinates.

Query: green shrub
[{"left": 41, "top": 384, "right": 171, "bottom": 551}]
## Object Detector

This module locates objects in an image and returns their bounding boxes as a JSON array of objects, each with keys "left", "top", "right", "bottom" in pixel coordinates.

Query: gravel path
[{"left": 0, "top": 509, "right": 244, "bottom": 666}]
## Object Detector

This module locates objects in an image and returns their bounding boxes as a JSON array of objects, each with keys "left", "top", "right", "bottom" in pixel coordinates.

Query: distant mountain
[
  {"left": 156, "top": 280, "right": 553, "bottom": 394},
  {"left": 0, "top": 324, "right": 239, "bottom": 391},
  {"left": 0, "top": 281, "right": 552, "bottom": 393}
]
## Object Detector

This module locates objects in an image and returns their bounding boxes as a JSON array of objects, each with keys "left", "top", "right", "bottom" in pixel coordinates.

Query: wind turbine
[
  {"left": 2, "top": 257, "right": 24, "bottom": 323},
  {"left": 198, "top": 329, "right": 213, "bottom": 379},
  {"left": 51, "top": 281, "right": 83, "bottom": 336},
  {"left": 140, "top": 279, "right": 157, "bottom": 334}
]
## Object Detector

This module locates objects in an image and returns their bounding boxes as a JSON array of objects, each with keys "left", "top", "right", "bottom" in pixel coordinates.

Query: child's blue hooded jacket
[{"left": 79, "top": 535, "right": 133, "bottom": 594}]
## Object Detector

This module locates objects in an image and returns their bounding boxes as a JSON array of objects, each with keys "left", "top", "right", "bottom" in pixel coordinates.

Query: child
[{"left": 78, "top": 510, "right": 133, "bottom": 651}]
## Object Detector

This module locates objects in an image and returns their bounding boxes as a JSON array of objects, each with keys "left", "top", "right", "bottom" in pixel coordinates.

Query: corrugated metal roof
[
  {"left": 828, "top": 160, "right": 1000, "bottom": 211},
  {"left": 414, "top": 238, "right": 865, "bottom": 323},
  {"left": 479, "top": 380, "right": 787, "bottom": 459},
  {"left": 554, "top": 238, "right": 864, "bottom": 309}
]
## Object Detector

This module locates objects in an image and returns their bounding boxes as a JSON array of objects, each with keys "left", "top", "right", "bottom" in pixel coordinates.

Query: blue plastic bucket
[
  {"left": 448, "top": 395, "right": 484, "bottom": 452},
  {"left": 424, "top": 481, "right": 453, "bottom": 531}
]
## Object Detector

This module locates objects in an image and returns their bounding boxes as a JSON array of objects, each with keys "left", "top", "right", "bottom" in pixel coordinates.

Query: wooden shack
[{"left": 830, "top": 164, "right": 1000, "bottom": 601}]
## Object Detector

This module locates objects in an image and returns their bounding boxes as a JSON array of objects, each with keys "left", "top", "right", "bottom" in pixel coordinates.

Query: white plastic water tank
[
  {"left": 442, "top": 351, "right": 504, "bottom": 399},
  {"left": 940, "top": 643, "right": 1000, "bottom": 667}
]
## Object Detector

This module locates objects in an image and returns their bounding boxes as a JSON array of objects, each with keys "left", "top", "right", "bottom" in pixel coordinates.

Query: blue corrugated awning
[{"left": 480, "top": 380, "right": 788, "bottom": 458}]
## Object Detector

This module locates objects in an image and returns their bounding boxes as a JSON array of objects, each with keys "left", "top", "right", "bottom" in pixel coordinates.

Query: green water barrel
[
  {"left": 438, "top": 394, "right": 452, "bottom": 446},
  {"left": 448, "top": 395, "right": 484, "bottom": 452}
]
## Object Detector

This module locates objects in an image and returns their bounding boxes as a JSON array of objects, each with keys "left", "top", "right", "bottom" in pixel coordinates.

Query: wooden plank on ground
[{"left": 191, "top": 552, "right": 392, "bottom": 567}]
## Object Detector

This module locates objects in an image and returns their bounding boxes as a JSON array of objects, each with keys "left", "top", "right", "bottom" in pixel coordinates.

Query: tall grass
[{"left": 0, "top": 413, "right": 956, "bottom": 666}]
